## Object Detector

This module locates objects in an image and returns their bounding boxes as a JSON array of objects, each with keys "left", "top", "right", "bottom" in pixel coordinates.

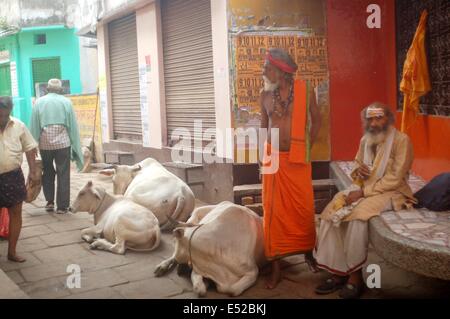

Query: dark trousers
[{"left": 41, "top": 147, "right": 71, "bottom": 210}]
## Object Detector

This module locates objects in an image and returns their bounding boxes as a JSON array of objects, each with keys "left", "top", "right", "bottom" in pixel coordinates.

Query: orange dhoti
[{"left": 262, "top": 146, "right": 316, "bottom": 260}]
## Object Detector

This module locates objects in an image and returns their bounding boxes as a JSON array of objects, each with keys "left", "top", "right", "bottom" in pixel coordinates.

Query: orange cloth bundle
[{"left": 0, "top": 208, "right": 9, "bottom": 239}]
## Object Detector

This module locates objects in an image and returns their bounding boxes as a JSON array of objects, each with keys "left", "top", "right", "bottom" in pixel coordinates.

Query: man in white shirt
[{"left": 0, "top": 96, "right": 38, "bottom": 262}]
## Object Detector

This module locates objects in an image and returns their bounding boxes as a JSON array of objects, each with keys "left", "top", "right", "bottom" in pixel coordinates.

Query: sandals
[
  {"left": 45, "top": 202, "right": 55, "bottom": 212},
  {"left": 315, "top": 276, "right": 348, "bottom": 295},
  {"left": 339, "top": 283, "right": 364, "bottom": 299}
]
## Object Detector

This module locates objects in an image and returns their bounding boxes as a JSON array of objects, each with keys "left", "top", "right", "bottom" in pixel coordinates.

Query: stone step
[
  {"left": 103, "top": 151, "right": 135, "bottom": 165},
  {"left": 163, "top": 162, "right": 205, "bottom": 199},
  {"left": 233, "top": 184, "right": 262, "bottom": 198},
  {"left": 235, "top": 179, "right": 337, "bottom": 214},
  {"left": 163, "top": 162, "right": 205, "bottom": 184},
  {"left": 234, "top": 179, "right": 335, "bottom": 196},
  {"left": 245, "top": 203, "right": 263, "bottom": 217}
]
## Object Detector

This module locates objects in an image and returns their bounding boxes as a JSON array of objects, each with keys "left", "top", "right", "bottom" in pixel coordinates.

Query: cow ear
[
  {"left": 92, "top": 187, "right": 102, "bottom": 200},
  {"left": 173, "top": 228, "right": 184, "bottom": 238},
  {"left": 99, "top": 169, "right": 115, "bottom": 176}
]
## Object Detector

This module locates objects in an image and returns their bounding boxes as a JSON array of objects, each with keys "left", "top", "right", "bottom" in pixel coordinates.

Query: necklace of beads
[{"left": 272, "top": 81, "right": 294, "bottom": 117}]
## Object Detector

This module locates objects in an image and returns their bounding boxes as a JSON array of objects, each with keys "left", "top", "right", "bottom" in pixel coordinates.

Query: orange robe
[{"left": 262, "top": 79, "right": 316, "bottom": 260}]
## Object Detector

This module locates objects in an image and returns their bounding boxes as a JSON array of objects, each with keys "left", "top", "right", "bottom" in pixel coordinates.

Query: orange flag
[{"left": 400, "top": 10, "right": 431, "bottom": 133}]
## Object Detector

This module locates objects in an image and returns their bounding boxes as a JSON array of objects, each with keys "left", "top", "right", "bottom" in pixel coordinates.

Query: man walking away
[{"left": 30, "top": 79, "right": 83, "bottom": 214}]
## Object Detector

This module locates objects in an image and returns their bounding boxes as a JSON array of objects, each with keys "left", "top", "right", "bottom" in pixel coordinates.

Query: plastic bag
[{"left": 0, "top": 208, "right": 9, "bottom": 238}]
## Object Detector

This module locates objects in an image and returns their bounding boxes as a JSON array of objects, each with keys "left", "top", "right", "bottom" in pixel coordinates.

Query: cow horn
[{"left": 162, "top": 214, "right": 196, "bottom": 231}]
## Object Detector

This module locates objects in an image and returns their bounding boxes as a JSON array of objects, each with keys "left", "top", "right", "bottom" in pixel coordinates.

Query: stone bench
[
  {"left": 233, "top": 179, "right": 337, "bottom": 216},
  {"left": 330, "top": 161, "right": 450, "bottom": 280}
]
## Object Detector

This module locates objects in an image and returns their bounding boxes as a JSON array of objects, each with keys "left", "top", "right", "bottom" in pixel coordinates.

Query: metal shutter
[
  {"left": 31, "top": 58, "right": 61, "bottom": 96},
  {"left": 161, "top": 0, "right": 216, "bottom": 146},
  {"left": 108, "top": 13, "right": 142, "bottom": 141}
]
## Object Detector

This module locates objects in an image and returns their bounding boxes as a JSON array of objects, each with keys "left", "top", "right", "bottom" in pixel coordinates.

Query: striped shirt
[{"left": 39, "top": 125, "right": 71, "bottom": 150}]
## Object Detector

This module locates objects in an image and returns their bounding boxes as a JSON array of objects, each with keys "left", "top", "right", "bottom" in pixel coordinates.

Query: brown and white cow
[
  {"left": 71, "top": 181, "right": 160, "bottom": 254},
  {"left": 154, "top": 201, "right": 265, "bottom": 297},
  {"left": 99, "top": 158, "right": 195, "bottom": 230}
]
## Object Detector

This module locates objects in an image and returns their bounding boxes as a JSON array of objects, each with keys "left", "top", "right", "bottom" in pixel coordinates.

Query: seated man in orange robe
[{"left": 260, "top": 48, "right": 322, "bottom": 289}]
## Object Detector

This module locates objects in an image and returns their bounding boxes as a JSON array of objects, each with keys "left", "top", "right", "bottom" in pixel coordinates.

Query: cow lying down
[
  {"left": 99, "top": 158, "right": 195, "bottom": 230},
  {"left": 71, "top": 181, "right": 160, "bottom": 254},
  {"left": 154, "top": 201, "right": 265, "bottom": 297}
]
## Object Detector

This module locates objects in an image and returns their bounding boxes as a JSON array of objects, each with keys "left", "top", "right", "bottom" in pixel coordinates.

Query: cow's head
[
  {"left": 72, "top": 181, "right": 104, "bottom": 214},
  {"left": 172, "top": 227, "right": 190, "bottom": 264},
  {"left": 99, "top": 164, "right": 142, "bottom": 195},
  {"left": 172, "top": 223, "right": 200, "bottom": 265}
]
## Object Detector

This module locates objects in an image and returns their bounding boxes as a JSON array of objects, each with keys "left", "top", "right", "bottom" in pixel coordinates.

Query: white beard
[
  {"left": 263, "top": 76, "right": 279, "bottom": 92},
  {"left": 365, "top": 130, "right": 388, "bottom": 146}
]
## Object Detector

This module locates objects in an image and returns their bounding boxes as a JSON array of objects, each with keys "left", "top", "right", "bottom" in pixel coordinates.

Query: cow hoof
[
  {"left": 154, "top": 259, "right": 176, "bottom": 276},
  {"left": 154, "top": 266, "right": 165, "bottom": 277},
  {"left": 89, "top": 243, "right": 98, "bottom": 250},
  {"left": 154, "top": 263, "right": 171, "bottom": 277},
  {"left": 82, "top": 235, "right": 94, "bottom": 243}
]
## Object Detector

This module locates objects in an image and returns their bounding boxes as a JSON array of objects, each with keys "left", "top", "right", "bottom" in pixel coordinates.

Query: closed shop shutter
[
  {"left": 161, "top": 0, "right": 216, "bottom": 147},
  {"left": 108, "top": 13, "right": 141, "bottom": 141}
]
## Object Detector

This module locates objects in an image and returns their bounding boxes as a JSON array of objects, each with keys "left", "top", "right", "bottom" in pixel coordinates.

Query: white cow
[
  {"left": 71, "top": 181, "right": 160, "bottom": 254},
  {"left": 99, "top": 158, "right": 195, "bottom": 230},
  {"left": 154, "top": 201, "right": 266, "bottom": 297}
]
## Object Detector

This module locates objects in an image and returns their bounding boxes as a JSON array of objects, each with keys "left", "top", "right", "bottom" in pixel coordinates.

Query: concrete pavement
[{"left": 0, "top": 163, "right": 449, "bottom": 299}]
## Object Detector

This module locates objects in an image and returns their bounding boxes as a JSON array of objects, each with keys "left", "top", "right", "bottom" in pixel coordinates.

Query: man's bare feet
[
  {"left": 261, "top": 259, "right": 293, "bottom": 276},
  {"left": 265, "top": 260, "right": 281, "bottom": 289},
  {"left": 7, "top": 254, "right": 26, "bottom": 263}
]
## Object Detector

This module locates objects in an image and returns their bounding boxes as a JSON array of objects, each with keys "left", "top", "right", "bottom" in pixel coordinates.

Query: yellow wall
[{"left": 228, "top": 0, "right": 326, "bottom": 34}]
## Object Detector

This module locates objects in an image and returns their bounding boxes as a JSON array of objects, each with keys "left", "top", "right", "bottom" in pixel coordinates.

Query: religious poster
[
  {"left": 235, "top": 33, "right": 328, "bottom": 117},
  {"left": 232, "top": 32, "right": 330, "bottom": 161}
]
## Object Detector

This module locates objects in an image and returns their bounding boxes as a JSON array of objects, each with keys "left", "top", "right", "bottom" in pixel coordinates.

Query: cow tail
[{"left": 160, "top": 194, "right": 185, "bottom": 231}]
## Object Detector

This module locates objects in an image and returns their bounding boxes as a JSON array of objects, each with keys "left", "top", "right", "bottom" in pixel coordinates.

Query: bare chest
[{"left": 263, "top": 96, "right": 293, "bottom": 150}]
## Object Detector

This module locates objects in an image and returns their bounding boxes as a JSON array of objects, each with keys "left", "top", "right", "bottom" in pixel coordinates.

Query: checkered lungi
[{"left": 0, "top": 169, "right": 27, "bottom": 208}]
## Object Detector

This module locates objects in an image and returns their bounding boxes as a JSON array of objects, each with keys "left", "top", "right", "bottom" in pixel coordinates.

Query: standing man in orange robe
[{"left": 260, "top": 48, "right": 322, "bottom": 289}]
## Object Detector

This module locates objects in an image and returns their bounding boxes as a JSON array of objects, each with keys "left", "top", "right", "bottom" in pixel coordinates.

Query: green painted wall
[
  {"left": 0, "top": 27, "right": 81, "bottom": 126},
  {"left": 0, "top": 34, "right": 22, "bottom": 119}
]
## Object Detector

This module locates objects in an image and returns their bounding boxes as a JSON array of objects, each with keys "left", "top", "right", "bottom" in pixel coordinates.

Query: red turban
[{"left": 265, "top": 52, "right": 297, "bottom": 74}]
